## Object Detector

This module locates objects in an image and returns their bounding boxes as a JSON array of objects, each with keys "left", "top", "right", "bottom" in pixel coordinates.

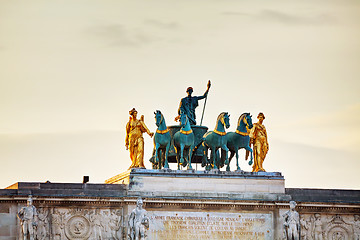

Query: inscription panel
[{"left": 148, "top": 211, "right": 273, "bottom": 240}]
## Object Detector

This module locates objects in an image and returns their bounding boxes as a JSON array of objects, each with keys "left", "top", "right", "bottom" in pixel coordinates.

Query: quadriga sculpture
[
  {"left": 152, "top": 110, "right": 171, "bottom": 169},
  {"left": 202, "top": 112, "right": 230, "bottom": 171},
  {"left": 173, "top": 112, "right": 195, "bottom": 170},
  {"left": 222, "top": 113, "right": 253, "bottom": 171}
]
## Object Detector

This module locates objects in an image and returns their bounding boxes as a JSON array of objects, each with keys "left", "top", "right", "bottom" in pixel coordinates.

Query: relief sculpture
[
  {"left": 29, "top": 207, "right": 123, "bottom": 240},
  {"left": 51, "top": 209, "right": 66, "bottom": 240},
  {"left": 289, "top": 213, "right": 360, "bottom": 240},
  {"left": 37, "top": 208, "right": 49, "bottom": 240}
]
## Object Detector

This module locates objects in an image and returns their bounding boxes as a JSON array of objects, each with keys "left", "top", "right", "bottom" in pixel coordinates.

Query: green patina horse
[
  {"left": 153, "top": 110, "right": 171, "bottom": 169},
  {"left": 202, "top": 112, "right": 230, "bottom": 171},
  {"left": 222, "top": 113, "right": 253, "bottom": 171},
  {"left": 173, "top": 112, "right": 195, "bottom": 170}
]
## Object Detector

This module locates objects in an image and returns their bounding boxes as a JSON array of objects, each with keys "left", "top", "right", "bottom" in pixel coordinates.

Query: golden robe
[
  {"left": 125, "top": 117, "right": 152, "bottom": 169},
  {"left": 250, "top": 122, "right": 268, "bottom": 172}
]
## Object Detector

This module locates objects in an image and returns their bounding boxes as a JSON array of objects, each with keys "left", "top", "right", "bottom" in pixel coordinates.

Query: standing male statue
[
  {"left": 128, "top": 197, "right": 149, "bottom": 240},
  {"left": 17, "top": 195, "right": 38, "bottom": 240},
  {"left": 283, "top": 201, "right": 300, "bottom": 240},
  {"left": 178, "top": 81, "right": 211, "bottom": 125}
]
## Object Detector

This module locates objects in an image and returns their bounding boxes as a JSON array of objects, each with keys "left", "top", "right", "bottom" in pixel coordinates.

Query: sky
[{"left": 0, "top": 0, "right": 359, "bottom": 189}]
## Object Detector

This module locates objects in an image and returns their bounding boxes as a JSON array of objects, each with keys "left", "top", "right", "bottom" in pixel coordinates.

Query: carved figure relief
[
  {"left": 51, "top": 209, "right": 66, "bottom": 240},
  {"left": 34, "top": 207, "right": 122, "bottom": 240},
  {"left": 312, "top": 213, "right": 323, "bottom": 240},
  {"left": 37, "top": 208, "right": 49, "bottom": 240},
  {"left": 289, "top": 213, "right": 360, "bottom": 240},
  {"left": 89, "top": 209, "right": 103, "bottom": 239},
  {"left": 300, "top": 215, "right": 310, "bottom": 240},
  {"left": 110, "top": 210, "right": 122, "bottom": 240}
]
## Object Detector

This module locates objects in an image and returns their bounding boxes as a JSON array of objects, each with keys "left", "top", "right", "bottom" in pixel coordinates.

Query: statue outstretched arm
[
  {"left": 140, "top": 117, "right": 154, "bottom": 137},
  {"left": 197, "top": 80, "right": 211, "bottom": 100}
]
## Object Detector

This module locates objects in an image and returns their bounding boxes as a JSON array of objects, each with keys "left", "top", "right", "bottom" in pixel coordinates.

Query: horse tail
[{"left": 190, "top": 138, "right": 204, "bottom": 163}]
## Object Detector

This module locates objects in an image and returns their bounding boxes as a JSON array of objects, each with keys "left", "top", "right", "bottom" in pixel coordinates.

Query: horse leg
[
  {"left": 228, "top": 151, "right": 235, "bottom": 168},
  {"left": 202, "top": 142, "right": 208, "bottom": 168},
  {"left": 163, "top": 143, "right": 170, "bottom": 169},
  {"left": 154, "top": 143, "right": 160, "bottom": 165},
  {"left": 222, "top": 145, "right": 230, "bottom": 171},
  {"left": 180, "top": 144, "right": 185, "bottom": 167},
  {"left": 216, "top": 149, "right": 221, "bottom": 169},
  {"left": 187, "top": 145, "right": 194, "bottom": 170},
  {"left": 235, "top": 150, "right": 241, "bottom": 171},
  {"left": 211, "top": 148, "right": 218, "bottom": 170},
  {"left": 159, "top": 148, "right": 163, "bottom": 170},
  {"left": 175, "top": 146, "right": 180, "bottom": 170},
  {"left": 245, "top": 146, "right": 253, "bottom": 166}
]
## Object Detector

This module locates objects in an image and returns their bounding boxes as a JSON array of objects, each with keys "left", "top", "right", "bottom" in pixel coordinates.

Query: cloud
[
  {"left": 222, "top": 11, "right": 250, "bottom": 17},
  {"left": 223, "top": 9, "right": 337, "bottom": 25},
  {"left": 259, "top": 10, "right": 337, "bottom": 25},
  {"left": 144, "top": 19, "right": 180, "bottom": 30},
  {"left": 86, "top": 24, "right": 158, "bottom": 47}
]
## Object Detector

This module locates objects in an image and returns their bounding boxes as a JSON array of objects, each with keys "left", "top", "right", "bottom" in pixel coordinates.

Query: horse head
[
  {"left": 220, "top": 112, "right": 230, "bottom": 129},
  {"left": 154, "top": 110, "right": 163, "bottom": 127},
  {"left": 179, "top": 112, "right": 188, "bottom": 128},
  {"left": 245, "top": 113, "right": 253, "bottom": 129},
  {"left": 238, "top": 113, "right": 253, "bottom": 130}
]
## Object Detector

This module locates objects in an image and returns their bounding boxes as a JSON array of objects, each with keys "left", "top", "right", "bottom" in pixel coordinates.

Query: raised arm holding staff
[{"left": 177, "top": 80, "right": 211, "bottom": 126}]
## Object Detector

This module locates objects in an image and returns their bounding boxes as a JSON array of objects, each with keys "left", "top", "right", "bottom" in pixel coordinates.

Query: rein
[
  {"left": 180, "top": 115, "right": 193, "bottom": 135},
  {"left": 236, "top": 115, "right": 249, "bottom": 136},
  {"left": 180, "top": 129, "right": 193, "bottom": 135},
  {"left": 156, "top": 128, "right": 169, "bottom": 134}
]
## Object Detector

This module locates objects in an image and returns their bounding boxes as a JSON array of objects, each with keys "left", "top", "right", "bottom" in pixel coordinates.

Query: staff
[{"left": 200, "top": 80, "right": 211, "bottom": 126}]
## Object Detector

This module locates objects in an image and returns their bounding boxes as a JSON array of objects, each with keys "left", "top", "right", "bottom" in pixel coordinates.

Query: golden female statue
[
  {"left": 250, "top": 112, "right": 269, "bottom": 172},
  {"left": 125, "top": 108, "right": 154, "bottom": 169}
]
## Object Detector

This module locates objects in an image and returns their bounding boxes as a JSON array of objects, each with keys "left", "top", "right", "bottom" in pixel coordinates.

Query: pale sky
[{"left": 1, "top": 0, "right": 359, "bottom": 189}]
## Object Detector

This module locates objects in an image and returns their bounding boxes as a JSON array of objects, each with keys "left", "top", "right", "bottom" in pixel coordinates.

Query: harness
[
  {"left": 156, "top": 114, "right": 169, "bottom": 134},
  {"left": 235, "top": 115, "right": 250, "bottom": 136},
  {"left": 179, "top": 115, "right": 193, "bottom": 135},
  {"left": 214, "top": 114, "right": 226, "bottom": 136}
]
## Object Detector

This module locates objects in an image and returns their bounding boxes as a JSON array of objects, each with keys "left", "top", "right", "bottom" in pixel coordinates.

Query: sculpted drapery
[
  {"left": 126, "top": 108, "right": 153, "bottom": 169},
  {"left": 250, "top": 112, "right": 268, "bottom": 172}
]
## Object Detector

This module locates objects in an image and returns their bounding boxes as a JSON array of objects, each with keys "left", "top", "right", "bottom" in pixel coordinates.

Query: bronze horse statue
[
  {"left": 202, "top": 112, "right": 230, "bottom": 171},
  {"left": 152, "top": 110, "right": 171, "bottom": 169},
  {"left": 173, "top": 112, "right": 195, "bottom": 170},
  {"left": 222, "top": 113, "right": 253, "bottom": 171}
]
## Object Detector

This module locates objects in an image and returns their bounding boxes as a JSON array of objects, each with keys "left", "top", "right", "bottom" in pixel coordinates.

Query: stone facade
[{"left": 1, "top": 169, "right": 359, "bottom": 240}]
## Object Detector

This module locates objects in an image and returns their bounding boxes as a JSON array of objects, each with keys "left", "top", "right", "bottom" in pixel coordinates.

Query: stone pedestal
[{"left": 107, "top": 168, "right": 289, "bottom": 201}]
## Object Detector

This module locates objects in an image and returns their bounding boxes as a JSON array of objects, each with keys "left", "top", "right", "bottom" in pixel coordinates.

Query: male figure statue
[
  {"left": 283, "top": 201, "right": 300, "bottom": 240},
  {"left": 128, "top": 197, "right": 149, "bottom": 240},
  {"left": 17, "top": 195, "right": 38, "bottom": 240},
  {"left": 178, "top": 81, "right": 211, "bottom": 125}
]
